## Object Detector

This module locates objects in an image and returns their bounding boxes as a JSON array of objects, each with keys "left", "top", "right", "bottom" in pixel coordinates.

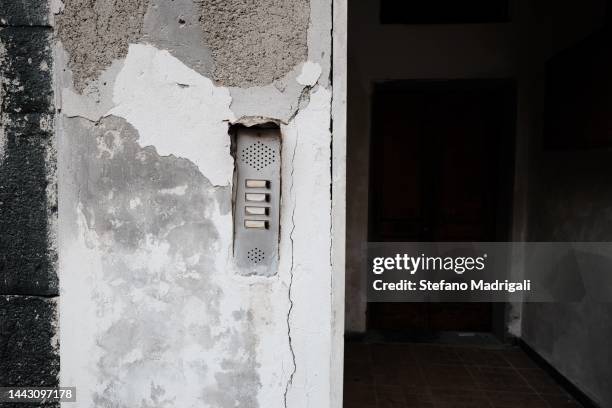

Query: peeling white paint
[
  {"left": 296, "top": 61, "right": 322, "bottom": 86},
  {"left": 108, "top": 44, "right": 235, "bottom": 187}
]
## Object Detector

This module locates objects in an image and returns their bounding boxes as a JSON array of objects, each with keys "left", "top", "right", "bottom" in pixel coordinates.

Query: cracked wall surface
[{"left": 55, "top": 0, "right": 333, "bottom": 406}]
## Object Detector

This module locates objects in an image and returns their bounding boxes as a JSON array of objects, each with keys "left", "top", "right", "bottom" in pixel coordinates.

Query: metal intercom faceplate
[{"left": 234, "top": 128, "right": 281, "bottom": 275}]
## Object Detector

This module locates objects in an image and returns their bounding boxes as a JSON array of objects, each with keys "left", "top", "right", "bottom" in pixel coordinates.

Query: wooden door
[{"left": 367, "top": 80, "right": 515, "bottom": 333}]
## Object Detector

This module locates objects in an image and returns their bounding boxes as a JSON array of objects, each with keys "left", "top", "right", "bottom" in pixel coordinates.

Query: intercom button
[
  {"left": 246, "top": 179, "right": 270, "bottom": 188},
  {"left": 244, "top": 220, "right": 268, "bottom": 229},
  {"left": 246, "top": 206, "right": 269, "bottom": 216},
  {"left": 246, "top": 193, "right": 269, "bottom": 202}
]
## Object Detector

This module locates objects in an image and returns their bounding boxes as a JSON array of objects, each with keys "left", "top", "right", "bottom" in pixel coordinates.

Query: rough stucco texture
[
  {"left": 200, "top": 0, "right": 310, "bottom": 87},
  {"left": 56, "top": 0, "right": 149, "bottom": 92}
]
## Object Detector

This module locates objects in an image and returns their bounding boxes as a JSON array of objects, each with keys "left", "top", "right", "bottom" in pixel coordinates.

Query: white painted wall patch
[
  {"left": 108, "top": 44, "right": 236, "bottom": 187},
  {"left": 296, "top": 61, "right": 322, "bottom": 87}
]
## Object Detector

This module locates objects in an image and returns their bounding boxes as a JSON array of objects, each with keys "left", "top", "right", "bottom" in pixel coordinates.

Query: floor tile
[
  {"left": 485, "top": 391, "right": 548, "bottom": 408},
  {"left": 540, "top": 393, "right": 582, "bottom": 407},
  {"left": 500, "top": 350, "right": 538, "bottom": 369},
  {"left": 412, "top": 345, "right": 463, "bottom": 365},
  {"left": 396, "top": 365, "right": 429, "bottom": 388},
  {"left": 372, "top": 364, "right": 403, "bottom": 387},
  {"left": 343, "top": 403, "right": 378, "bottom": 408},
  {"left": 403, "top": 387, "right": 435, "bottom": 408},
  {"left": 469, "top": 366, "right": 532, "bottom": 392},
  {"left": 377, "top": 385, "right": 407, "bottom": 408},
  {"left": 371, "top": 344, "right": 417, "bottom": 372},
  {"left": 346, "top": 343, "right": 372, "bottom": 363},
  {"left": 422, "top": 364, "right": 476, "bottom": 389},
  {"left": 343, "top": 402, "right": 378, "bottom": 408},
  {"left": 455, "top": 348, "right": 510, "bottom": 368},
  {"left": 431, "top": 387, "right": 491, "bottom": 407},
  {"left": 344, "top": 383, "right": 378, "bottom": 406},
  {"left": 345, "top": 360, "right": 375, "bottom": 385},
  {"left": 343, "top": 343, "right": 582, "bottom": 408},
  {"left": 517, "top": 368, "right": 569, "bottom": 395}
]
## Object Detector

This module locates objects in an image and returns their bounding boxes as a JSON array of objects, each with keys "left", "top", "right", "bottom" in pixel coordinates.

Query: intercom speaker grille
[
  {"left": 247, "top": 248, "right": 265, "bottom": 264},
  {"left": 240, "top": 141, "right": 276, "bottom": 171}
]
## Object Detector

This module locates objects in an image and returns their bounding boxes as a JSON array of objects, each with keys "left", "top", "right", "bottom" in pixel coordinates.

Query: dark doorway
[{"left": 367, "top": 80, "right": 516, "bottom": 334}]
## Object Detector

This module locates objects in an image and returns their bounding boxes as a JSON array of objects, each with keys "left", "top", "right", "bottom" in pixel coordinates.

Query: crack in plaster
[{"left": 284, "top": 125, "right": 299, "bottom": 408}]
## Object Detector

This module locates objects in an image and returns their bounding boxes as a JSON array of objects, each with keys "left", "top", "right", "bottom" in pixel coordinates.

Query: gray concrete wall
[
  {"left": 0, "top": 0, "right": 59, "bottom": 400},
  {"left": 54, "top": 0, "right": 335, "bottom": 406}
]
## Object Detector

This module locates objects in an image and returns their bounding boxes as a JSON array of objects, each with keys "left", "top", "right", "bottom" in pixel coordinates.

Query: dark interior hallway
[
  {"left": 343, "top": 341, "right": 582, "bottom": 408},
  {"left": 346, "top": 0, "right": 612, "bottom": 406}
]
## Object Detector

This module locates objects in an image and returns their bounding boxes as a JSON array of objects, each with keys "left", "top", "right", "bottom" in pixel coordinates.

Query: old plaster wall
[{"left": 55, "top": 0, "right": 333, "bottom": 407}]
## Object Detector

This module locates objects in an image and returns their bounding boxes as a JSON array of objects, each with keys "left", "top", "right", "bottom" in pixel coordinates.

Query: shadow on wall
[{"left": 524, "top": 18, "right": 612, "bottom": 407}]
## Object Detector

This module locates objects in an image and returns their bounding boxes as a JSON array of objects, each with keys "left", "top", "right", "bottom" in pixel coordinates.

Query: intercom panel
[{"left": 234, "top": 127, "right": 281, "bottom": 275}]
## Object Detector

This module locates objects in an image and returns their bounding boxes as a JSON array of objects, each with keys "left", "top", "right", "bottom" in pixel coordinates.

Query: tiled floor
[{"left": 344, "top": 342, "right": 582, "bottom": 408}]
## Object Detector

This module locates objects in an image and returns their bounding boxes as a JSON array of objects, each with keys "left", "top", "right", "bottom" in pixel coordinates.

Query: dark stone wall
[
  {"left": 0, "top": 0, "right": 50, "bottom": 26},
  {"left": 0, "top": 109, "right": 56, "bottom": 295},
  {"left": 0, "top": 0, "right": 59, "bottom": 401},
  {"left": 0, "top": 10, "right": 56, "bottom": 296},
  {"left": 0, "top": 296, "right": 59, "bottom": 406}
]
